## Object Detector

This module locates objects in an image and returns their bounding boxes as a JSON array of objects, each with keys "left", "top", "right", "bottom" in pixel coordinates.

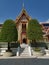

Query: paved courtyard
[{"left": 0, "top": 57, "right": 49, "bottom": 65}]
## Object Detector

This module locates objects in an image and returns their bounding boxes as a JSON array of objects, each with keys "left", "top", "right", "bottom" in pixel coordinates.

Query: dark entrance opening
[{"left": 23, "top": 38, "right": 26, "bottom": 44}]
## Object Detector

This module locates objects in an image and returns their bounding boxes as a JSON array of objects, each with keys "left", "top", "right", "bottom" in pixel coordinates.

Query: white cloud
[
  {"left": 40, "top": 19, "right": 49, "bottom": 24},
  {"left": 45, "top": 19, "right": 49, "bottom": 23}
]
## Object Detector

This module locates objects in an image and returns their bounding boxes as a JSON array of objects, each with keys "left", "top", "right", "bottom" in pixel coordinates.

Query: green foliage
[
  {"left": 0, "top": 32, "right": 1, "bottom": 40},
  {"left": 27, "top": 19, "right": 43, "bottom": 41},
  {"left": 33, "top": 47, "right": 41, "bottom": 52},
  {"left": 0, "top": 32, "right": 1, "bottom": 37},
  {"left": 1, "top": 19, "right": 18, "bottom": 42},
  {"left": 17, "top": 41, "right": 20, "bottom": 47},
  {"left": 0, "top": 32, "right": 2, "bottom": 42}
]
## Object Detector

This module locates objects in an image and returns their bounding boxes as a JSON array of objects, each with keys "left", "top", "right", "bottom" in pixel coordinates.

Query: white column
[
  {"left": 28, "top": 46, "right": 31, "bottom": 56},
  {"left": 16, "top": 47, "right": 20, "bottom": 56}
]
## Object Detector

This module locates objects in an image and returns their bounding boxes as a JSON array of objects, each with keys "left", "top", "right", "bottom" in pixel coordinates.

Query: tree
[
  {"left": 1, "top": 19, "right": 18, "bottom": 51},
  {"left": 0, "top": 32, "right": 1, "bottom": 42},
  {"left": 0, "top": 32, "right": 1, "bottom": 40},
  {"left": 27, "top": 19, "right": 43, "bottom": 43}
]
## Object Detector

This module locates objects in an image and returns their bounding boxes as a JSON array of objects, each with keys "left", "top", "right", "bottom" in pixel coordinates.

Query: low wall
[{"left": 0, "top": 48, "right": 18, "bottom": 56}]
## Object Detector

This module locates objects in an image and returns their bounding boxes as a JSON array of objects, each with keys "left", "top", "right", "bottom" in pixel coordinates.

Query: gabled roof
[{"left": 15, "top": 9, "right": 31, "bottom": 23}]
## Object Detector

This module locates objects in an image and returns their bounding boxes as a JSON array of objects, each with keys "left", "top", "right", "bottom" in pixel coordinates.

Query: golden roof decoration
[{"left": 15, "top": 8, "right": 31, "bottom": 23}]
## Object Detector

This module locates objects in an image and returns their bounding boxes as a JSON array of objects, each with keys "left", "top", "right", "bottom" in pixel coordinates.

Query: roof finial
[{"left": 22, "top": 0, "right": 24, "bottom": 9}]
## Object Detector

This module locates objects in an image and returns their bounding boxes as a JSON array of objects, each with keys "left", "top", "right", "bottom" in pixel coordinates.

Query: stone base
[
  {"left": 33, "top": 51, "right": 44, "bottom": 56},
  {"left": 3, "top": 52, "right": 13, "bottom": 57},
  {"left": 45, "top": 50, "right": 49, "bottom": 55}
]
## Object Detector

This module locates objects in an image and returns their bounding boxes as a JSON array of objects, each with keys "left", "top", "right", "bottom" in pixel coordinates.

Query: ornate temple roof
[{"left": 15, "top": 8, "right": 31, "bottom": 23}]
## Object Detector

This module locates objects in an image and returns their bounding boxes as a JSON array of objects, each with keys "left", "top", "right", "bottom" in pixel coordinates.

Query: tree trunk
[
  {"left": 6, "top": 42, "right": 11, "bottom": 52},
  {"left": 33, "top": 39, "right": 37, "bottom": 47},
  {"left": 8, "top": 42, "right": 10, "bottom": 51}
]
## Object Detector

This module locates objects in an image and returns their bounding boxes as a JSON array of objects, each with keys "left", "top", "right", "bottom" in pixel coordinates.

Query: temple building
[
  {"left": 15, "top": 9, "right": 31, "bottom": 44},
  {"left": 0, "top": 8, "right": 49, "bottom": 43},
  {"left": 41, "top": 22, "right": 49, "bottom": 42}
]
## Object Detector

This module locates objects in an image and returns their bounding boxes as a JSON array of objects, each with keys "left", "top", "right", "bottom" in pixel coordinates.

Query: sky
[{"left": 0, "top": 0, "right": 49, "bottom": 24}]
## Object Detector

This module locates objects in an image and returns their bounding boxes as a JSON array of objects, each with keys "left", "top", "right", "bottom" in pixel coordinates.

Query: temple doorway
[{"left": 22, "top": 38, "right": 26, "bottom": 44}]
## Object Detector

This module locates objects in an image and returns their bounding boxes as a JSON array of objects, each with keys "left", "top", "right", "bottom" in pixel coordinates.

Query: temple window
[
  {"left": 21, "top": 15, "right": 27, "bottom": 21},
  {"left": 22, "top": 24, "right": 26, "bottom": 33}
]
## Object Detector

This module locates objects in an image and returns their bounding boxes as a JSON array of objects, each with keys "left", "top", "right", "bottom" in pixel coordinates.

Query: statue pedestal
[{"left": 45, "top": 50, "right": 49, "bottom": 55}]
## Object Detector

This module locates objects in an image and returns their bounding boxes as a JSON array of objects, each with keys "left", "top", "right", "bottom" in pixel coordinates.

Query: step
[
  {"left": 20, "top": 54, "right": 29, "bottom": 56},
  {"left": 20, "top": 47, "right": 29, "bottom": 56},
  {"left": 20, "top": 52, "right": 29, "bottom": 54},
  {"left": 20, "top": 53, "right": 29, "bottom": 55},
  {"left": 20, "top": 55, "right": 29, "bottom": 56}
]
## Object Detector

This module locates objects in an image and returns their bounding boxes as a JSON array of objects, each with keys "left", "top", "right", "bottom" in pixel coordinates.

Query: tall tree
[
  {"left": 1, "top": 19, "right": 18, "bottom": 51},
  {"left": 27, "top": 19, "right": 43, "bottom": 42}
]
